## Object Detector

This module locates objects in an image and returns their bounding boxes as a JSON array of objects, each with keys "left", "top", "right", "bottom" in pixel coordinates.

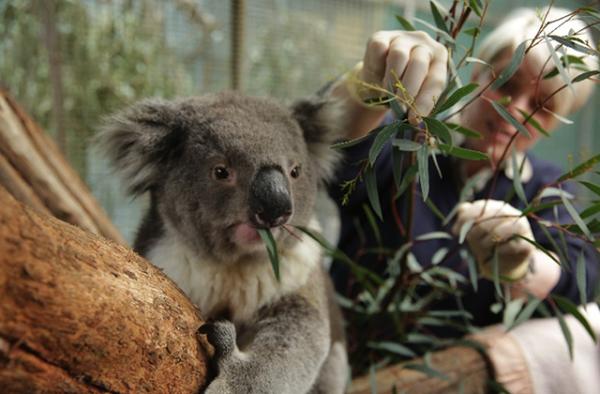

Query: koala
[{"left": 97, "top": 92, "right": 348, "bottom": 394}]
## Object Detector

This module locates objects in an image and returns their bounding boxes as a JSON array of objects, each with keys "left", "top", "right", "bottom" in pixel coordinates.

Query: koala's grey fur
[{"left": 97, "top": 92, "right": 348, "bottom": 393}]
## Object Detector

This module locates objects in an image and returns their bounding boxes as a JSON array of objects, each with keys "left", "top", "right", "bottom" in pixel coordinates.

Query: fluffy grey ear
[
  {"left": 95, "top": 98, "right": 187, "bottom": 196},
  {"left": 291, "top": 96, "right": 344, "bottom": 181}
]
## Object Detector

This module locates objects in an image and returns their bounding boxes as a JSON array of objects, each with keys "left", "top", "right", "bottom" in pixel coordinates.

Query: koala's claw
[{"left": 199, "top": 320, "right": 237, "bottom": 359}]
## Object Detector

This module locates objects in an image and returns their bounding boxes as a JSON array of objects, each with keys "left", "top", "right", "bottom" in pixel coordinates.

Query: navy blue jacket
[{"left": 327, "top": 126, "right": 599, "bottom": 330}]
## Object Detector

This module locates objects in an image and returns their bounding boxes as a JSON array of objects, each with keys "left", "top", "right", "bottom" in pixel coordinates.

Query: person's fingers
[
  {"left": 362, "top": 31, "right": 393, "bottom": 86},
  {"left": 382, "top": 39, "right": 410, "bottom": 92},
  {"left": 477, "top": 220, "right": 515, "bottom": 252},
  {"left": 410, "top": 51, "right": 448, "bottom": 124},
  {"left": 497, "top": 239, "right": 534, "bottom": 263},
  {"left": 451, "top": 202, "right": 472, "bottom": 235},
  {"left": 400, "top": 45, "right": 432, "bottom": 106}
]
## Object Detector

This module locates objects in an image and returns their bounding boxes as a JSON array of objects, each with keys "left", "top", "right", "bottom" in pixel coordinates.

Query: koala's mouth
[
  {"left": 230, "top": 222, "right": 282, "bottom": 247},
  {"left": 232, "top": 223, "right": 261, "bottom": 245}
]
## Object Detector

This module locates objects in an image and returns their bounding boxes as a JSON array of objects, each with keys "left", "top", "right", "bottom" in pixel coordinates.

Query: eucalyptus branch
[{"left": 453, "top": 1, "right": 490, "bottom": 72}]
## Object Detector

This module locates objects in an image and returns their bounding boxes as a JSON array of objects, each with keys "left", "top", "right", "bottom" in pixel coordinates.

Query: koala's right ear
[
  {"left": 291, "top": 96, "right": 344, "bottom": 181},
  {"left": 95, "top": 99, "right": 187, "bottom": 196}
]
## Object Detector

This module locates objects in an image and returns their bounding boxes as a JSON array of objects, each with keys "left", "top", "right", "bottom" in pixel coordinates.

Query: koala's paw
[{"left": 198, "top": 320, "right": 237, "bottom": 359}]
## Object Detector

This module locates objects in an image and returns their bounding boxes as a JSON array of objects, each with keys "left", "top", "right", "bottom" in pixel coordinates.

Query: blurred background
[{"left": 1, "top": 0, "right": 598, "bottom": 244}]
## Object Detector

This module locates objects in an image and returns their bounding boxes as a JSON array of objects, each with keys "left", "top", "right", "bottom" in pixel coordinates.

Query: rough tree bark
[
  {"left": 0, "top": 89, "right": 125, "bottom": 244},
  {"left": 0, "top": 186, "right": 211, "bottom": 393}
]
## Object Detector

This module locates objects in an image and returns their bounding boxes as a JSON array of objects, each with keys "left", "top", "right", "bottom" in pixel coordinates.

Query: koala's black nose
[{"left": 249, "top": 167, "right": 292, "bottom": 228}]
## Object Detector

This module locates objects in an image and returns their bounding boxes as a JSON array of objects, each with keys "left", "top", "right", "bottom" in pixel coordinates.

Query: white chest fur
[{"left": 146, "top": 222, "right": 322, "bottom": 324}]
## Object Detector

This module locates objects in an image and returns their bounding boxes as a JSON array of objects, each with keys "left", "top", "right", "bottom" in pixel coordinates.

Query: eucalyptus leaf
[
  {"left": 511, "top": 149, "right": 528, "bottom": 205},
  {"left": 364, "top": 166, "right": 383, "bottom": 222},
  {"left": 363, "top": 201, "right": 383, "bottom": 245},
  {"left": 446, "top": 123, "right": 482, "bottom": 139},
  {"left": 491, "top": 249, "right": 502, "bottom": 298},
  {"left": 465, "top": 56, "right": 489, "bottom": 67},
  {"left": 417, "top": 146, "right": 430, "bottom": 201},
  {"left": 516, "top": 109, "right": 549, "bottom": 137},
  {"left": 547, "top": 110, "right": 574, "bottom": 125},
  {"left": 432, "top": 247, "right": 449, "bottom": 265},
  {"left": 257, "top": 228, "right": 280, "bottom": 281},
  {"left": 552, "top": 301, "right": 574, "bottom": 360},
  {"left": 539, "top": 187, "right": 574, "bottom": 200},
  {"left": 430, "top": 1, "right": 449, "bottom": 34},
  {"left": 433, "top": 83, "right": 479, "bottom": 114},
  {"left": 429, "top": 309, "right": 473, "bottom": 319},
  {"left": 580, "top": 203, "right": 600, "bottom": 220},
  {"left": 431, "top": 150, "right": 443, "bottom": 179},
  {"left": 468, "top": 0, "right": 482, "bottom": 17},
  {"left": 424, "top": 117, "right": 453, "bottom": 145},
  {"left": 503, "top": 298, "right": 525, "bottom": 329},
  {"left": 511, "top": 297, "right": 542, "bottom": 328},
  {"left": 331, "top": 129, "right": 376, "bottom": 150},
  {"left": 369, "top": 122, "right": 400, "bottom": 165},
  {"left": 521, "top": 200, "right": 562, "bottom": 216},
  {"left": 463, "top": 27, "right": 479, "bottom": 37},
  {"left": 579, "top": 181, "right": 600, "bottom": 197},
  {"left": 459, "top": 219, "right": 475, "bottom": 244},
  {"left": 391, "top": 146, "right": 404, "bottom": 191},
  {"left": 561, "top": 193, "right": 594, "bottom": 241},
  {"left": 393, "top": 138, "right": 422, "bottom": 151},
  {"left": 491, "top": 41, "right": 526, "bottom": 90},
  {"left": 577, "top": 251, "right": 588, "bottom": 307},
  {"left": 461, "top": 249, "right": 478, "bottom": 291},
  {"left": 406, "top": 333, "right": 436, "bottom": 344},
  {"left": 438, "top": 144, "right": 488, "bottom": 160},
  {"left": 490, "top": 302, "right": 503, "bottom": 314},
  {"left": 396, "top": 15, "right": 415, "bottom": 31},
  {"left": 490, "top": 100, "right": 530, "bottom": 138},
  {"left": 407, "top": 252, "right": 423, "bottom": 273},
  {"left": 397, "top": 164, "right": 418, "bottom": 198},
  {"left": 544, "top": 36, "right": 574, "bottom": 96},
  {"left": 557, "top": 153, "right": 600, "bottom": 182},
  {"left": 512, "top": 234, "right": 560, "bottom": 265},
  {"left": 416, "top": 231, "right": 453, "bottom": 241},
  {"left": 414, "top": 17, "right": 455, "bottom": 44},
  {"left": 368, "top": 341, "right": 416, "bottom": 358},
  {"left": 549, "top": 34, "right": 598, "bottom": 56},
  {"left": 572, "top": 70, "right": 600, "bottom": 83},
  {"left": 425, "top": 198, "right": 445, "bottom": 221}
]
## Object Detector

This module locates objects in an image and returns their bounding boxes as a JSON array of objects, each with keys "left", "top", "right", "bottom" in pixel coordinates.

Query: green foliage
[
  {"left": 327, "top": 1, "right": 600, "bottom": 377},
  {"left": 0, "top": 0, "right": 196, "bottom": 177},
  {"left": 257, "top": 228, "right": 281, "bottom": 281}
]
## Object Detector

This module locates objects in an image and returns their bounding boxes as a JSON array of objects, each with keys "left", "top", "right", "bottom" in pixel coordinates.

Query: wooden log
[
  {"left": 0, "top": 153, "right": 50, "bottom": 215},
  {"left": 349, "top": 346, "right": 492, "bottom": 394},
  {"left": 0, "top": 186, "right": 210, "bottom": 393},
  {"left": 0, "top": 89, "right": 125, "bottom": 244}
]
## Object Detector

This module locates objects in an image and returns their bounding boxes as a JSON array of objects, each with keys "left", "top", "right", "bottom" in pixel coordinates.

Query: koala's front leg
[{"left": 200, "top": 296, "right": 330, "bottom": 394}]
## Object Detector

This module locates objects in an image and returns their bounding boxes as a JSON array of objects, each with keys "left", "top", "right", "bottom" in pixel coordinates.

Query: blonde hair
[{"left": 476, "top": 7, "right": 597, "bottom": 115}]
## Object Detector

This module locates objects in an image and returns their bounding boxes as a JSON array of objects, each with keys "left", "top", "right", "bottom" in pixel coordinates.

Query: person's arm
[{"left": 326, "top": 30, "right": 449, "bottom": 140}]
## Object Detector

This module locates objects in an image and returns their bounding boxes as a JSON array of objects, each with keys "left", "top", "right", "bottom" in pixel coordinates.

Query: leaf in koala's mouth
[{"left": 257, "top": 228, "right": 280, "bottom": 282}]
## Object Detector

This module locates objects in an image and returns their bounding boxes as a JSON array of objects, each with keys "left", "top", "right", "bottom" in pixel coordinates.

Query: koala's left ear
[
  {"left": 94, "top": 99, "right": 187, "bottom": 196},
  {"left": 291, "top": 97, "right": 344, "bottom": 181}
]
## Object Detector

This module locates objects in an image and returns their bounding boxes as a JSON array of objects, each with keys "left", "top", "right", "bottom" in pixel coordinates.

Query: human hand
[
  {"left": 452, "top": 199, "right": 534, "bottom": 281},
  {"left": 346, "top": 30, "right": 448, "bottom": 125}
]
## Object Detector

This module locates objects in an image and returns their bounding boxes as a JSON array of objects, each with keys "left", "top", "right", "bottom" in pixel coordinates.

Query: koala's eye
[
  {"left": 213, "top": 165, "right": 231, "bottom": 181},
  {"left": 290, "top": 165, "right": 301, "bottom": 179}
]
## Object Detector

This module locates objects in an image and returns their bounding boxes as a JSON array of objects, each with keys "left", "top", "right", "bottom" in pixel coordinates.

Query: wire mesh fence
[{"left": 1, "top": 0, "right": 597, "bottom": 243}]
